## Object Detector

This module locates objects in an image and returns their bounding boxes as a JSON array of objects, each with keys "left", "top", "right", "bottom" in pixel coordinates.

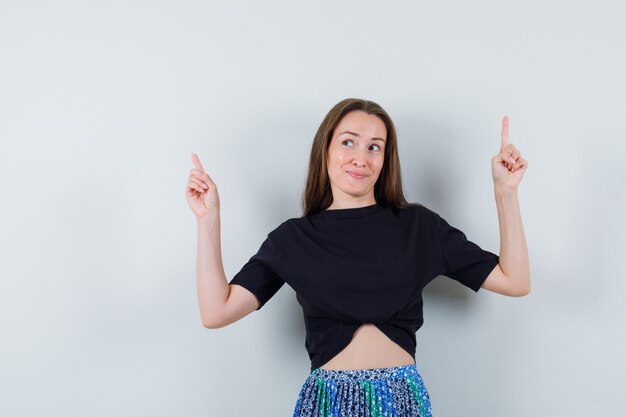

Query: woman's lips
[{"left": 346, "top": 171, "right": 367, "bottom": 179}]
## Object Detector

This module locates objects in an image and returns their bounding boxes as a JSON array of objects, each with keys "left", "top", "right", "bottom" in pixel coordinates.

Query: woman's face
[{"left": 326, "top": 110, "right": 387, "bottom": 204}]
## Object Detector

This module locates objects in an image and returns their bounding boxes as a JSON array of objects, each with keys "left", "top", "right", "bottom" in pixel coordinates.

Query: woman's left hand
[{"left": 491, "top": 116, "right": 528, "bottom": 191}]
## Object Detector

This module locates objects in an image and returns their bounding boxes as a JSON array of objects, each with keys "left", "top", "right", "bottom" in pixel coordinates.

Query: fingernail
[{"left": 509, "top": 157, "right": 516, "bottom": 164}]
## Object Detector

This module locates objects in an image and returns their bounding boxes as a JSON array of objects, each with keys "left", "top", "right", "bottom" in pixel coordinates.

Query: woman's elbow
[
  {"left": 511, "top": 280, "right": 531, "bottom": 297},
  {"left": 202, "top": 313, "right": 227, "bottom": 329},
  {"left": 203, "top": 318, "right": 224, "bottom": 329}
]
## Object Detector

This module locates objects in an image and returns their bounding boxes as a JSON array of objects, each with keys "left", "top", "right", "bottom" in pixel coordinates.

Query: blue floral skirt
[{"left": 292, "top": 363, "right": 433, "bottom": 417}]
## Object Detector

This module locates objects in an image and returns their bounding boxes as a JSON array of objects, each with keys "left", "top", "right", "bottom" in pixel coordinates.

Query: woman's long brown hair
[{"left": 301, "top": 98, "right": 421, "bottom": 217}]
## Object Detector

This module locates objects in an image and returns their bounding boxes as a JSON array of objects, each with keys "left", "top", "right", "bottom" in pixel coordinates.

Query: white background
[{"left": 1, "top": 0, "right": 624, "bottom": 415}]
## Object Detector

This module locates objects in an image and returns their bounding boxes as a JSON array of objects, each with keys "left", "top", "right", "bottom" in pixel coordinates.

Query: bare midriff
[{"left": 318, "top": 323, "right": 416, "bottom": 370}]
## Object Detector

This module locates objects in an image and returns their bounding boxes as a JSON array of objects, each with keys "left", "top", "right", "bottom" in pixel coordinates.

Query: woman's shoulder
[
  {"left": 394, "top": 202, "right": 439, "bottom": 221},
  {"left": 412, "top": 202, "right": 437, "bottom": 215},
  {"left": 266, "top": 216, "right": 304, "bottom": 239}
]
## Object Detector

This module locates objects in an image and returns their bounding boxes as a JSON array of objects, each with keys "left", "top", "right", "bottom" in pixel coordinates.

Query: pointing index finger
[
  {"left": 501, "top": 115, "right": 509, "bottom": 148},
  {"left": 191, "top": 152, "right": 205, "bottom": 172}
]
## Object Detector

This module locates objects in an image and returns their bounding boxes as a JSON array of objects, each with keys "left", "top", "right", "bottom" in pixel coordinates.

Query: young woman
[{"left": 186, "top": 98, "right": 530, "bottom": 416}]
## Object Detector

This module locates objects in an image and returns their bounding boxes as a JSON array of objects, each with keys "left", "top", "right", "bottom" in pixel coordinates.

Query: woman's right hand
[{"left": 185, "top": 152, "right": 220, "bottom": 219}]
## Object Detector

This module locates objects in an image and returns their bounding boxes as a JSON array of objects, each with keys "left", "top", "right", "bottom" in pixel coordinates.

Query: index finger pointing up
[
  {"left": 501, "top": 115, "right": 509, "bottom": 148},
  {"left": 191, "top": 152, "right": 205, "bottom": 172}
]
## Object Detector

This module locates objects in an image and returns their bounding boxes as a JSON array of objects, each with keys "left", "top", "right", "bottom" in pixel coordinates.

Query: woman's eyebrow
[{"left": 338, "top": 130, "right": 386, "bottom": 142}]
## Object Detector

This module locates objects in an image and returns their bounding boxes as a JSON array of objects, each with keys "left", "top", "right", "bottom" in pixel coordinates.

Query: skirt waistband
[{"left": 308, "top": 363, "right": 419, "bottom": 383}]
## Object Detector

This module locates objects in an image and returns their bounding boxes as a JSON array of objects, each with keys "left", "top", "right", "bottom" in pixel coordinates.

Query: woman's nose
[{"left": 351, "top": 149, "right": 367, "bottom": 166}]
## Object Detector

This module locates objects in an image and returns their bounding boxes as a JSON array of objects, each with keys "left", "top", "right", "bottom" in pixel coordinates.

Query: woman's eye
[{"left": 342, "top": 139, "right": 381, "bottom": 152}]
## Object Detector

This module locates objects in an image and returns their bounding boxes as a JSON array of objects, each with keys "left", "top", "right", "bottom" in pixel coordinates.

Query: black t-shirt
[{"left": 228, "top": 202, "right": 500, "bottom": 372}]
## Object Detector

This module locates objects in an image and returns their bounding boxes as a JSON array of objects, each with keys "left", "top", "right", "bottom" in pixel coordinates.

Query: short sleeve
[
  {"left": 436, "top": 214, "right": 500, "bottom": 292},
  {"left": 228, "top": 233, "right": 286, "bottom": 310}
]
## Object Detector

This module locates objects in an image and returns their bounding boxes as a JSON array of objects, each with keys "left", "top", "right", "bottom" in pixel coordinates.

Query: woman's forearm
[
  {"left": 494, "top": 186, "right": 531, "bottom": 294},
  {"left": 196, "top": 210, "right": 229, "bottom": 327}
]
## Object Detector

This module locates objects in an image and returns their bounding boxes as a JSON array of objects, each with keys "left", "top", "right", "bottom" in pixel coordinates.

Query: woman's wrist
[
  {"left": 197, "top": 209, "right": 220, "bottom": 226},
  {"left": 494, "top": 184, "right": 518, "bottom": 198}
]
